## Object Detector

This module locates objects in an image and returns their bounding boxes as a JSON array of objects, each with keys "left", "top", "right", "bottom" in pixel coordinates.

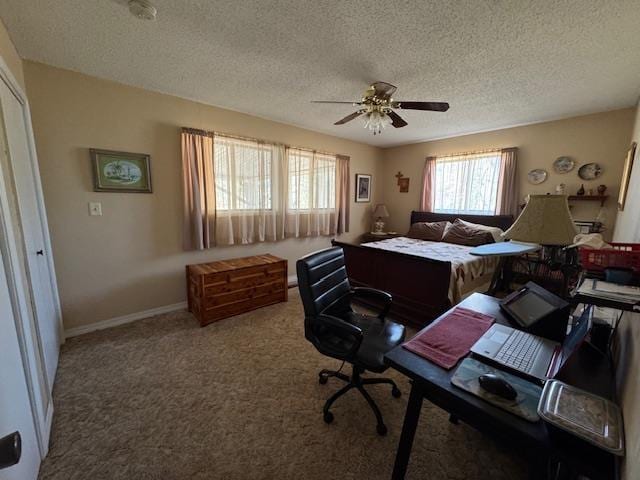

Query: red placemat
[{"left": 402, "top": 307, "right": 495, "bottom": 369}]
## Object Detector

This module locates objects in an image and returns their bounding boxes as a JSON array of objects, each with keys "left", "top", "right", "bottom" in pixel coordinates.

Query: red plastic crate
[{"left": 579, "top": 243, "right": 640, "bottom": 274}]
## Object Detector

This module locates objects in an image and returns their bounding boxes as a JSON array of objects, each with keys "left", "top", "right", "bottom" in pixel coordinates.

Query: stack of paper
[{"left": 577, "top": 279, "right": 640, "bottom": 305}]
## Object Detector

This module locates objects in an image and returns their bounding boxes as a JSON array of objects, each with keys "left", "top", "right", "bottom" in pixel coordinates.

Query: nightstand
[{"left": 360, "top": 232, "right": 403, "bottom": 243}]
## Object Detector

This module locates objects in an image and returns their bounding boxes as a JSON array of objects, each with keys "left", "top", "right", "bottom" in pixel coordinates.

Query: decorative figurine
[
  {"left": 577, "top": 184, "right": 585, "bottom": 196},
  {"left": 597, "top": 184, "right": 607, "bottom": 195}
]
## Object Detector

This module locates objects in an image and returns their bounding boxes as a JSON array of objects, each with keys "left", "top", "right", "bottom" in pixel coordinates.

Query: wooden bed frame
[{"left": 332, "top": 211, "right": 513, "bottom": 327}]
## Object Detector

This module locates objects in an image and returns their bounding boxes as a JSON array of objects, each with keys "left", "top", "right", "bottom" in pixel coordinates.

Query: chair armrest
[
  {"left": 315, "top": 314, "right": 363, "bottom": 359},
  {"left": 350, "top": 287, "right": 393, "bottom": 320}
]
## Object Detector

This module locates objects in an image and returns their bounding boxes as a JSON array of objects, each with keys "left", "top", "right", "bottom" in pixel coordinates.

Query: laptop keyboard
[{"left": 494, "top": 330, "right": 544, "bottom": 373}]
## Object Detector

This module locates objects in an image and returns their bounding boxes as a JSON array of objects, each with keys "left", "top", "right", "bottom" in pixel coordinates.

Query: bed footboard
[{"left": 332, "top": 240, "right": 452, "bottom": 327}]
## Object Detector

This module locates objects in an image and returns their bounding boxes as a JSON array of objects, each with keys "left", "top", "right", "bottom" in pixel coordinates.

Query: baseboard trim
[
  {"left": 66, "top": 277, "right": 297, "bottom": 338},
  {"left": 64, "top": 301, "right": 188, "bottom": 338},
  {"left": 40, "top": 401, "right": 54, "bottom": 458}
]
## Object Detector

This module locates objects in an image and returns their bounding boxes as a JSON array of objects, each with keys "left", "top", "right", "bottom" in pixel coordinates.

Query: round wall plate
[
  {"left": 578, "top": 163, "right": 603, "bottom": 180},
  {"left": 528, "top": 169, "right": 548, "bottom": 185},
  {"left": 553, "top": 156, "right": 575, "bottom": 174}
]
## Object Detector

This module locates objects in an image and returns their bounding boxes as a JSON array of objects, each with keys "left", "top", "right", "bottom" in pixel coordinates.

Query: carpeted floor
[{"left": 39, "top": 288, "right": 528, "bottom": 480}]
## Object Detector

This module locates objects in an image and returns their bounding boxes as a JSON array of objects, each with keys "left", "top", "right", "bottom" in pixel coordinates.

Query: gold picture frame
[
  {"left": 90, "top": 149, "right": 152, "bottom": 193},
  {"left": 618, "top": 142, "right": 636, "bottom": 211}
]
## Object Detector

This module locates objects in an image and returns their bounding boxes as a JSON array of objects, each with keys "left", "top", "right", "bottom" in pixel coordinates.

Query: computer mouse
[{"left": 478, "top": 374, "right": 517, "bottom": 401}]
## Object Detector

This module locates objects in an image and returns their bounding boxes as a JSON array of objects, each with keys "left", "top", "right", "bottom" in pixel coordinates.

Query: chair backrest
[{"left": 296, "top": 247, "right": 351, "bottom": 319}]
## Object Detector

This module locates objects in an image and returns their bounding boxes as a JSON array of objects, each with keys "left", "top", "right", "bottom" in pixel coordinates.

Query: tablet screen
[{"left": 507, "top": 290, "right": 556, "bottom": 327}]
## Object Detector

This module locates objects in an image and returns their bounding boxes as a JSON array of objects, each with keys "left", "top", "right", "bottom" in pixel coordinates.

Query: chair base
[{"left": 318, "top": 365, "right": 401, "bottom": 436}]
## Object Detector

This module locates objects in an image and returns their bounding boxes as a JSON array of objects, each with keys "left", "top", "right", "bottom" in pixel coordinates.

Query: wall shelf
[
  {"left": 520, "top": 194, "right": 610, "bottom": 210},
  {"left": 568, "top": 195, "right": 609, "bottom": 207}
]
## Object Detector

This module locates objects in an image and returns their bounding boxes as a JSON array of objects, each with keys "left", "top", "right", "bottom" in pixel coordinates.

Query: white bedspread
[{"left": 362, "top": 237, "right": 498, "bottom": 303}]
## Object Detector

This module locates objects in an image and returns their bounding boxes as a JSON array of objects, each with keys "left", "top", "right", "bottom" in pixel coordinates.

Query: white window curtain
[
  {"left": 432, "top": 150, "right": 502, "bottom": 215},
  {"left": 181, "top": 129, "right": 349, "bottom": 249},
  {"left": 214, "top": 134, "right": 285, "bottom": 245},
  {"left": 285, "top": 148, "right": 337, "bottom": 237}
]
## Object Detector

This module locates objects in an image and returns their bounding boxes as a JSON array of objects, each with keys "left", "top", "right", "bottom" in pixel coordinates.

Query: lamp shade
[
  {"left": 372, "top": 204, "right": 389, "bottom": 218},
  {"left": 503, "top": 195, "right": 578, "bottom": 246}
]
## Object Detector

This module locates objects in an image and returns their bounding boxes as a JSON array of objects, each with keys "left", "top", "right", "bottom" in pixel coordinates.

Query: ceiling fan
[{"left": 312, "top": 82, "right": 449, "bottom": 135}]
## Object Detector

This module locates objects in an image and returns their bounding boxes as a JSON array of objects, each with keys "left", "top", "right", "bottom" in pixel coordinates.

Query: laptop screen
[
  {"left": 561, "top": 308, "right": 591, "bottom": 360},
  {"left": 548, "top": 306, "right": 591, "bottom": 378}
]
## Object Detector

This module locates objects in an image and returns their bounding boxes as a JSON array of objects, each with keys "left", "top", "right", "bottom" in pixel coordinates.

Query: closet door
[
  {"left": 0, "top": 247, "right": 41, "bottom": 480},
  {"left": 0, "top": 78, "right": 61, "bottom": 389}
]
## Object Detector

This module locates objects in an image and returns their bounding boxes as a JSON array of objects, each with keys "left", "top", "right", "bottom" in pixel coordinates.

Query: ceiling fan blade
[
  {"left": 387, "top": 111, "right": 408, "bottom": 128},
  {"left": 371, "top": 81, "right": 397, "bottom": 99},
  {"left": 394, "top": 101, "right": 450, "bottom": 112},
  {"left": 334, "top": 111, "right": 364, "bottom": 125},
  {"left": 312, "top": 100, "right": 361, "bottom": 105}
]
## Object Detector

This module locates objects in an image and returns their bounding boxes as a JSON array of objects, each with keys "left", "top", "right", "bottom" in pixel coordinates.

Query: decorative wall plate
[
  {"left": 553, "top": 156, "right": 575, "bottom": 174},
  {"left": 578, "top": 163, "right": 603, "bottom": 180},
  {"left": 528, "top": 169, "right": 548, "bottom": 185}
]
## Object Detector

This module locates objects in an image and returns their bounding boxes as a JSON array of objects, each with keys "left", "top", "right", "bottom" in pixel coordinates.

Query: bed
[{"left": 331, "top": 211, "right": 513, "bottom": 327}]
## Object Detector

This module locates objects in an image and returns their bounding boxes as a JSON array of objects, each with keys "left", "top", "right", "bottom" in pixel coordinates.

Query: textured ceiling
[{"left": 1, "top": 0, "right": 639, "bottom": 147}]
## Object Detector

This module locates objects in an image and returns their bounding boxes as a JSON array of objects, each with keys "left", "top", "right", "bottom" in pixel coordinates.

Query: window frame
[
  {"left": 286, "top": 148, "right": 337, "bottom": 213},
  {"left": 432, "top": 150, "right": 502, "bottom": 216},
  {"left": 213, "top": 135, "right": 275, "bottom": 213}
]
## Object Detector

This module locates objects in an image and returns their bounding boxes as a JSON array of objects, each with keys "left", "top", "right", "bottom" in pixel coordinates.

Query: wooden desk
[{"left": 385, "top": 293, "right": 617, "bottom": 480}]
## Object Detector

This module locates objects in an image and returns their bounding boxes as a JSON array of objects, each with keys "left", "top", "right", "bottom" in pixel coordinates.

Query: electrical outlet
[{"left": 89, "top": 202, "right": 102, "bottom": 216}]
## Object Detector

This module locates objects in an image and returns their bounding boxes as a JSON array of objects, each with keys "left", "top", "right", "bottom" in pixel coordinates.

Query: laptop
[{"left": 470, "top": 308, "right": 590, "bottom": 381}]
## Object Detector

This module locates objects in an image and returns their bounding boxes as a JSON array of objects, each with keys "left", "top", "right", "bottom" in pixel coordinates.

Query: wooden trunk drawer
[{"left": 186, "top": 254, "right": 288, "bottom": 327}]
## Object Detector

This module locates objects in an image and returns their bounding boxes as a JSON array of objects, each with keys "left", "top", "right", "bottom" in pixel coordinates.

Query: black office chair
[{"left": 296, "top": 247, "right": 406, "bottom": 435}]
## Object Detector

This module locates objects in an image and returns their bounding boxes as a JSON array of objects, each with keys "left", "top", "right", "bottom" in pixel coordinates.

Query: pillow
[
  {"left": 406, "top": 221, "right": 450, "bottom": 241},
  {"left": 457, "top": 219, "right": 505, "bottom": 243},
  {"left": 442, "top": 219, "right": 495, "bottom": 246}
]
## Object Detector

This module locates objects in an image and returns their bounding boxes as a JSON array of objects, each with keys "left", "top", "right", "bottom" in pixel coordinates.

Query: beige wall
[
  {"left": 380, "top": 109, "right": 635, "bottom": 239},
  {"left": 612, "top": 100, "right": 640, "bottom": 480},
  {"left": 0, "top": 17, "right": 24, "bottom": 91},
  {"left": 617, "top": 310, "right": 640, "bottom": 480},
  {"left": 614, "top": 101, "right": 640, "bottom": 242},
  {"left": 24, "top": 61, "right": 384, "bottom": 330}
]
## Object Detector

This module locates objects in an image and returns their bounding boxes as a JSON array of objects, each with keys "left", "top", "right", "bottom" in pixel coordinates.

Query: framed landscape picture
[
  {"left": 618, "top": 142, "right": 636, "bottom": 211},
  {"left": 355, "top": 174, "right": 371, "bottom": 202},
  {"left": 90, "top": 149, "right": 152, "bottom": 193}
]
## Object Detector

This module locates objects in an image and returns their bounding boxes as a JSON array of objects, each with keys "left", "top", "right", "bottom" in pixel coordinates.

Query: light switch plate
[{"left": 89, "top": 202, "right": 102, "bottom": 216}]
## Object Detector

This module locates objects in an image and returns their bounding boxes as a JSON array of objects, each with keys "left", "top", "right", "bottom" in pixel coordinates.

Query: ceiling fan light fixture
[
  {"left": 363, "top": 110, "right": 392, "bottom": 135},
  {"left": 128, "top": 0, "right": 157, "bottom": 20},
  {"left": 313, "top": 81, "right": 449, "bottom": 134}
]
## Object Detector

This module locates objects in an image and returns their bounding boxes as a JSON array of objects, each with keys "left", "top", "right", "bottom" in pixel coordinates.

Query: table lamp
[
  {"left": 372, "top": 204, "right": 390, "bottom": 234},
  {"left": 503, "top": 194, "right": 578, "bottom": 263}
]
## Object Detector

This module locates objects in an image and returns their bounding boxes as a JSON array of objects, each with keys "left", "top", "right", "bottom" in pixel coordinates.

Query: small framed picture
[
  {"left": 398, "top": 177, "right": 410, "bottom": 193},
  {"left": 355, "top": 174, "right": 371, "bottom": 203},
  {"left": 618, "top": 142, "right": 636, "bottom": 211},
  {"left": 90, "top": 149, "right": 152, "bottom": 193}
]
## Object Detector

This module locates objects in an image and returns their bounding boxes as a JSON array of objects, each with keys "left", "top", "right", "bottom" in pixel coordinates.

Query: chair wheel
[
  {"left": 376, "top": 423, "right": 388, "bottom": 436},
  {"left": 319, "top": 375, "right": 328, "bottom": 385},
  {"left": 323, "top": 411, "right": 334, "bottom": 424},
  {"left": 392, "top": 387, "right": 402, "bottom": 398}
]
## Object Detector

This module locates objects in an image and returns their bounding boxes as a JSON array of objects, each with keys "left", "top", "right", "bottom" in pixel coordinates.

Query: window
[
  {"left": 287, "top": 148, "right": 336, "bottom": 211},
  {"left": 432, "top": 151, "right": 501, "bottom": 215},
  {"left": 181, "top": 129, "right": 349, "bottom": 248},
  {"left": 214, "top": 135, "right": 274, "bottom": 211}
]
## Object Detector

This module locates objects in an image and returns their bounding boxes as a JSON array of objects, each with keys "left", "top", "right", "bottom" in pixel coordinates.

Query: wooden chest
[{"left": 186, "top": 254, "right": 288, "bottom": 326}]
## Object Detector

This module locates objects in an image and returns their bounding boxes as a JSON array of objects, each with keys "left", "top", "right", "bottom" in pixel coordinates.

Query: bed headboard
[{"left": 409, "top": 211, "right": 514, "bottom": 231}]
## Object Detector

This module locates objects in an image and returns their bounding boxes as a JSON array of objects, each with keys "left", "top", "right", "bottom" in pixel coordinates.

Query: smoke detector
[{"left": 128, "top": 0, "right": 157, "bottom": 20}]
